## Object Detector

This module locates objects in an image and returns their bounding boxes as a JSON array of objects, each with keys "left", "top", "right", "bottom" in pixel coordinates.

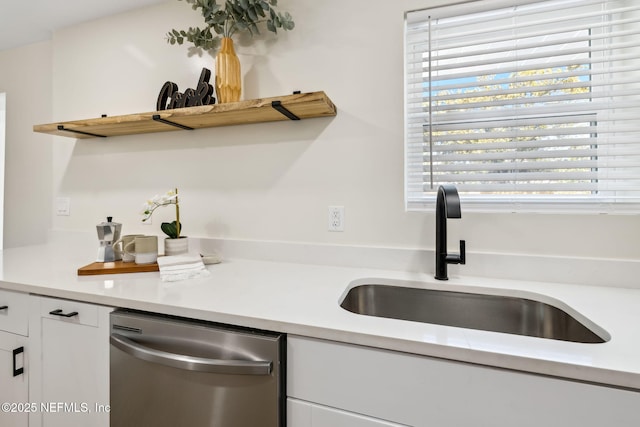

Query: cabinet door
[
  {"left": 288, "top": 398, "right": 407, "bottom": 427},
  {"left": 0, "top": 332, "right": 28, "bottom": 427},
  {"left": 29, "top": 296, "right": 112, "bottom": 427}
]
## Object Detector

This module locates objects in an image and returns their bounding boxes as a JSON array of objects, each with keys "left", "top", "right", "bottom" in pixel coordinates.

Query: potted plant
[
  {"left": 166, "top": 0, "right": 295, "bottom": 103},
  {"left": 142, "top": 188, "right": 189, "bottom": 256}
]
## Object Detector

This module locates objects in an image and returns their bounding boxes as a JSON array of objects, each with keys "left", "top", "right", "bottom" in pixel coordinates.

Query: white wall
[
  {"left": 0, "top": 41, "right": 52, "bottom": 248},
  {"left": 0, "top": 93, "right": 5, "bottom": 249},
  {"left": 8, "top": 0, "right": 640, "bottom": 263}
]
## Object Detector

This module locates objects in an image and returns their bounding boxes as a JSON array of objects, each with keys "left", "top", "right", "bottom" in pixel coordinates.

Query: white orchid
[{"left": 141, "top": 188, "right": 182, "bottom": 238}]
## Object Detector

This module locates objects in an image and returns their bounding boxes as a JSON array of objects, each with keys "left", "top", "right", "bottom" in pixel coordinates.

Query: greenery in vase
[
  {"left": 142, "top": 188, "right": 183, "bottom": 239},
  {"left": 166, "top": 0, "right": 295, "bottom": 53}
]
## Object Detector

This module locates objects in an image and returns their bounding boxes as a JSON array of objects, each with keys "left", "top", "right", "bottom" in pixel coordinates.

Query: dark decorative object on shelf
[{"left": 156, "top": 68, "right": 216, "bottom": 111}]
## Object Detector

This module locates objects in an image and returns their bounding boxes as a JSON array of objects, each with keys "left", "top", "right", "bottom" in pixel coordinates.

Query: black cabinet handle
[
  {"left": 13, "top": 347, "right": 24, "bottom": 377},
  {"left": 49, "top": 309, "right": 79, "bottom": 318},
  {"left": 0, "top": 305, "right": 7, "bottom": 310}
]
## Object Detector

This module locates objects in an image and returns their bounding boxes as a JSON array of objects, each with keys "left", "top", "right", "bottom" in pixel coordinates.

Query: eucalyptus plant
[{"left": 167, "top": 0, "right": 295, "bottom": 53}]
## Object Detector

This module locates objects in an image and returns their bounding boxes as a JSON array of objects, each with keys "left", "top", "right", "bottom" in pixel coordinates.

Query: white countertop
[{"left": 1, "top": 239, "right": 639, "bottom": 391}]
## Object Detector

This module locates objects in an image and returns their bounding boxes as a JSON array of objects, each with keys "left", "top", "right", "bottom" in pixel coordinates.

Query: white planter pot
[{"left": 164, "top": 236, "right": 189, "bottom": 256}]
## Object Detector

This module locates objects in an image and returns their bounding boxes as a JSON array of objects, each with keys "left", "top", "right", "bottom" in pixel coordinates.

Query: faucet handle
[{"left": 445, "top": 240, "right": 466, "bottom": 265}]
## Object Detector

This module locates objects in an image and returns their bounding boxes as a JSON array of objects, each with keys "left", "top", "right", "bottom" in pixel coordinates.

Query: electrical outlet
[
  {"left": 328, "top": 206, "right": 344, "bottom": 232},
  {"left": 55, "top": 197, "right": 70, "bottom": 216}
]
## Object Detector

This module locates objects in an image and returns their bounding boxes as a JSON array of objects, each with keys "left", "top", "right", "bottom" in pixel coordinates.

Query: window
[{"left": 405, "top": 0, "right": 640, "bottom": 213}]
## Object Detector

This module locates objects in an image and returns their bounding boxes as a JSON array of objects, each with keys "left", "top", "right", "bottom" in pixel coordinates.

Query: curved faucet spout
[
  {"left": 435, "top": 185, "right": 466, "bottom": 280},
  {"left": 437, "top": 185, "right": 461, "bottom": 218}
]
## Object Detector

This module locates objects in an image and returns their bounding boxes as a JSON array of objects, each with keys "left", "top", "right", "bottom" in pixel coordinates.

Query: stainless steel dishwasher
[{"left": 109, "top": 309, "right": 285, "bottom": 427}]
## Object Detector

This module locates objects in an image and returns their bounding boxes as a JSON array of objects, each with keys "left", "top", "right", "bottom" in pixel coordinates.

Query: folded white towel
[
  {"left": 157, "top": 255, "right": 211, "bottom": 282},
  {"left": 157, "top": 254, "right": 205, "bottom": 267}
]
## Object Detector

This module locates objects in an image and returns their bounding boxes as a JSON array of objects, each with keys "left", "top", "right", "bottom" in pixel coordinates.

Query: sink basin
[{"left": 340, "top": 283, "right": 608, "bottom": 343}]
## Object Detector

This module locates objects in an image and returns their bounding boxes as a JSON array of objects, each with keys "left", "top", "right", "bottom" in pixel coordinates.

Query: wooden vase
[{"left": 215, "top": 37, "right": 241, "bottom": 103}]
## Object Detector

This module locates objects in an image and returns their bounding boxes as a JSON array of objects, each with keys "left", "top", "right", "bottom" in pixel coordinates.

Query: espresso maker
[{"left": 96, "top": 216, "right": 122, "bottom": 262}]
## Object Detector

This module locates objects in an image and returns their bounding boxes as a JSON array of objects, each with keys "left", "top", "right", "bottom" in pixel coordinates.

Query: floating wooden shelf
[{"left": 33, "top": 91, "right": 336, "bottom": 139}]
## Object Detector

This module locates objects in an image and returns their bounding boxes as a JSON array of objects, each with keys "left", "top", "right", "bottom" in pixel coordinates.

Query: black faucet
[{"left": 435, "top": 185, "right": 466, "bottom": 280}]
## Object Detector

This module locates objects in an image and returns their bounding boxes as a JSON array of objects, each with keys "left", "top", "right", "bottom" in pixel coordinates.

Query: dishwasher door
[{"left": 109, "top": 310, "right": 285, "bottom": 427}]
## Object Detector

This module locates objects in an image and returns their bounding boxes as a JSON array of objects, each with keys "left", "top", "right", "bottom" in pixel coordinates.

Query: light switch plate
[{"left": 55, "top": 197, "right": 70, "bottom": 216}]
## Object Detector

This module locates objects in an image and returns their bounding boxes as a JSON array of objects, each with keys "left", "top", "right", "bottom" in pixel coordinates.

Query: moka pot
[{"left": 96, "top": 216, "right": 122, "bottom": 262}]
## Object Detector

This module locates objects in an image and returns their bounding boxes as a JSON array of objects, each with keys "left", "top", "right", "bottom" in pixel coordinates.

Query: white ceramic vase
[{"left": 164, "top": 236, "right": 188, "bottom": 256}]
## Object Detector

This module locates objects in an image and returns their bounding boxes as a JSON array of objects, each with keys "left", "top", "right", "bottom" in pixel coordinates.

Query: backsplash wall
[{"left": 3, "top": 0, "right": 639, "bottom": 263}]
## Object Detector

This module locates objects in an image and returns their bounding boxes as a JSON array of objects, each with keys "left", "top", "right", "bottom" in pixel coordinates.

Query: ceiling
[{"left": 0, "top": 0, "right": 168, "bottom": 51}]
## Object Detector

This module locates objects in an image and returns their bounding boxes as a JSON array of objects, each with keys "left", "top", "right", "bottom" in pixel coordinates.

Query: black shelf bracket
[
  {"left": 271, "top": 101, "right": 300, "bottom": 121},
  {"left": 57, "top": 125, "right": 106, "bottom": 138},
  {"left": 152, "top": 114, "right": 194, "bottom": 130}
]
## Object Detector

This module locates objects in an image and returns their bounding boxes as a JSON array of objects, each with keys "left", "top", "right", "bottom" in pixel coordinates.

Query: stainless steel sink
[{"left": 340, "top": 283, "right": 608, "bottom": 343}]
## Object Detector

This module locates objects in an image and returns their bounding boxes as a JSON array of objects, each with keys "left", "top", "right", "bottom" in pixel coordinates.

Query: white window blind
[{"left": 405, "top": 0, "right": 640, "bottom": 213}]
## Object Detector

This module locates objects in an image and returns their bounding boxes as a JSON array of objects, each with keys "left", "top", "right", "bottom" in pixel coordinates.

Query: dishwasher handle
[{"left": 110, "top": 333, "right": 273, "bottom": 376}]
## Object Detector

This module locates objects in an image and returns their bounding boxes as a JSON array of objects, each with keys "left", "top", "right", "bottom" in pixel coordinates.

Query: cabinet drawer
[
  {"left": 0, "top": 289, "right": 29, "bottom": 336},
  {"left": 288, "top": 336, "right": 640, "bottom": 427},
  {"left": 39, "top": 297, "right": 99, "bottom": 327},
  {"left": 288, "top": 398, "right": 407, "bottom": 427}
]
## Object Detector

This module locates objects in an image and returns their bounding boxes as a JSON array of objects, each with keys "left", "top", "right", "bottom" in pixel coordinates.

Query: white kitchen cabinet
[
  {"left": 288, "top": 398, "right": 407, "bottom": 427},
  {"left": 0, "top": 289, "right": 30, "bottom": 427},
  {"left": 0, "top": 333, "right": 28, "bottom": 427},
  {"left": 0, "top": 289, "right": 29, "bottom": 336},
  {"left": 288, "top": 336, "right": 640, "bottom": 427},
  {"left": 29, "top": 296, "right": 112, "bottom": 427}
]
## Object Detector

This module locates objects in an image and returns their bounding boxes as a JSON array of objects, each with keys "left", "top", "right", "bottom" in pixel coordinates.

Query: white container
[{"left": 164, "top": 237, "right": 189, "bottom": 256}]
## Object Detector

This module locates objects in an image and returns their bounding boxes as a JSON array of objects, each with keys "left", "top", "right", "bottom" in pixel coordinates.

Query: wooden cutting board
[{"left": 77, "top": 261, "right": 159, "bottom": 276}]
